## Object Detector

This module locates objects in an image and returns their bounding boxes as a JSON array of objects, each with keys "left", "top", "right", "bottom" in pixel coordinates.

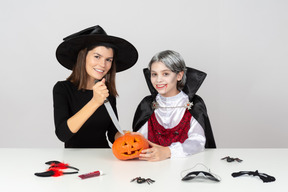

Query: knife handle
[{"left": 94, "top": 79, "right": 109, "bottom": 102}]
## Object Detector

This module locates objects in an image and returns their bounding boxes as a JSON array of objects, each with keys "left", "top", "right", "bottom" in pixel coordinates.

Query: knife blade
[
  {"left": 94, "top": 80, "right": 124, "bottom": 134},
  {"left": 103, "top": 100, "right": 124, "bottom": 134}
]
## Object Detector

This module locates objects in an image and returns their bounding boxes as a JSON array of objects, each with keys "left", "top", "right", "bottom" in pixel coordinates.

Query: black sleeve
[
  {"left": 53, "top": 82, "right": 74, "bottom": 142},
  {"left": 106, "top": 96, "right": 118, "bottom": 144},
  {"left": 191, "top": 95, "right": 216, "bottom": 148},
  {"left": 132, "top": 95, "right": 154, "bottom": 132}
]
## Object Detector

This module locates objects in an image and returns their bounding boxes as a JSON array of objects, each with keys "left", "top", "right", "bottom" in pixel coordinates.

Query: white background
[{"left": 0, "top": 0, "right": 287, "bottom": 148}]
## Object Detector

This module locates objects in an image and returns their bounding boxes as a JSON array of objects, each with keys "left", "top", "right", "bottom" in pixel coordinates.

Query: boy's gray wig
[{"left": 148, "top": 50, "right": 187, "bottom": 90}]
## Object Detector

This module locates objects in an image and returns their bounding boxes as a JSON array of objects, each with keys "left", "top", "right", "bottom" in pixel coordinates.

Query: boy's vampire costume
[{"left": 132, "top": 67, "right": 216, "bottom": 149}]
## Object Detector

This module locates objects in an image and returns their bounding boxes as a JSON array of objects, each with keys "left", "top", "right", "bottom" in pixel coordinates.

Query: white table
[{"left": 0, "top": 148, "right": 286, "bottom": 192}]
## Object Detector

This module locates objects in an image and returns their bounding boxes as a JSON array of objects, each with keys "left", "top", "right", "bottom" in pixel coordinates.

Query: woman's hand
[
  {"left": 67, "top": 78, "right": 108, "bottom": 134},
  {"left": 139, "top": 141, "right": 171, "bottom": 162},
  {"left": 92, "top": 78, "right": 109, "bottom": 106}
]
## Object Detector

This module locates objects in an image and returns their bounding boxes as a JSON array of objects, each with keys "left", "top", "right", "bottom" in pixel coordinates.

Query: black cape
[{"left": 132, "top": 67, "right": 216, "bottom": 148}]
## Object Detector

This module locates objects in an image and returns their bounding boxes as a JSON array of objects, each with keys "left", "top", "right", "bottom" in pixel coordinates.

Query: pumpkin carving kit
[{"left": 112, "top": 132, "right": 149, "bottom": 160}]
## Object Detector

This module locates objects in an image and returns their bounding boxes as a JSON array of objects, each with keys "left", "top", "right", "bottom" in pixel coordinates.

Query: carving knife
[{"left": 95, "top": 80, "right": 124, "bottom": 134}]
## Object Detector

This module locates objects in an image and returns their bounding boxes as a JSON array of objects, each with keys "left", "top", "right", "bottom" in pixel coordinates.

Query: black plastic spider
[
  {"left": 221, "top": 156, "right": 243, "bottom": 162},
  {"left": 131, "top": 177, "right": 155, "bottom": 184}
]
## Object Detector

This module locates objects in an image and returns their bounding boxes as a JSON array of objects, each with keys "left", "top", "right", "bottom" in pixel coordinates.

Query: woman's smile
[{"left": 94, "top": 68, "right": 104, "bottom": 73}]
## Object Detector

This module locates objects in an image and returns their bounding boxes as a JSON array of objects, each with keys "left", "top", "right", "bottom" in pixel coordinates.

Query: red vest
[{"left": 148, "top": 110, "right": 192, "bottom": 146}]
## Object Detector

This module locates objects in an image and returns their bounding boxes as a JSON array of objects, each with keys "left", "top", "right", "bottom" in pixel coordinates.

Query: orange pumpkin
[{"left": 112, "top": 132, "right": 149, "bottom": 160}]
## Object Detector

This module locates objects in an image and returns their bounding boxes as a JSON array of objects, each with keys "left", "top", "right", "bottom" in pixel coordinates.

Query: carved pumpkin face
[{"left": 112, "top": 132, "right": 149, "bottom": 160}]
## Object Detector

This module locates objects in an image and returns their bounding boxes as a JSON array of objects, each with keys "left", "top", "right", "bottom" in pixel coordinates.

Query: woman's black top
[{"left": 53, "top": 81, "right": 118, "bottom": 148}]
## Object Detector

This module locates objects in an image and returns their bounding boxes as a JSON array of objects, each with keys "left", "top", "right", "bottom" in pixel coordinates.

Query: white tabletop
[{"left": 0, "top": 148, "right": 286, "bottom": 192}]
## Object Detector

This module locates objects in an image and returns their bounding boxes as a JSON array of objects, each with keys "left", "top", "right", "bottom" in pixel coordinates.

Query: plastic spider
[
  {"left": 131, "top": 177, "right": 155, "bottom": 184},
  {"left": 221, "top": 156, "right": 243, "bottom": 162}
]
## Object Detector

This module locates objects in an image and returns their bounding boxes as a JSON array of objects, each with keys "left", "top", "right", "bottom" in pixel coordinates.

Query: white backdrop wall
[{"left": 0, "top": 0, "right": 287, "bottom": 148}]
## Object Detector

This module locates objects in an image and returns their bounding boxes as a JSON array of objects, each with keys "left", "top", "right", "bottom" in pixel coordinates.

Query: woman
[
  {"left": 132, "top": 50, "right": 216, "bottom": 161},
  {"left": 53, "top": 25, "right": 138, "bottom": 148}
]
